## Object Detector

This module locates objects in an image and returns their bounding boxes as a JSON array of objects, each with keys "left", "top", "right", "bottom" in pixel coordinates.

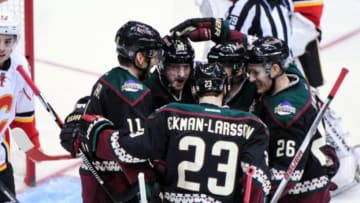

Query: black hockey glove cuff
[
  {"left": 170, "top": 17, "right": 229, "bottom": 43},
  {"left": 321, "top": 145, "right": 340, "bottom": 179},
  {"left": 79, "top": 114, "right": 114, "bottom": 153},
  {"left": 59, "top": 96, "right": 90, "bottom": 157}
]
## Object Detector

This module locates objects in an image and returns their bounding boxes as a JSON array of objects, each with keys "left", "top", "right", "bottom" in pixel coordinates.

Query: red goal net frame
[{"left": 24, "top": 0, "right": 35, "bottom": 78}]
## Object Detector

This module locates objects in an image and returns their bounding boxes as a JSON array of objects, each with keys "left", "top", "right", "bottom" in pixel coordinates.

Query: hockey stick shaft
[
  {"left": 17, "top": 65, "right": 64, "bottom": 128},
  {"left": 0, "top": 180, "right": 19, "bottom": 203},
  {"left": 243, "top": 166, "right": 256, "bottom": 203},
  {"left": 16, "top": 66, "right": 71, "bottom": 161},
  {"left": 138, "top": 172, "right": 148, "bottom": 203},
  {"left": 79, "top": 151, "right": 122, "bottom": 203},
  {"left": 17, "top": 65, "right": 120, "bottom": 203},
  {"left": 270, "top": 67, "right": 349, "bottom": 203}
]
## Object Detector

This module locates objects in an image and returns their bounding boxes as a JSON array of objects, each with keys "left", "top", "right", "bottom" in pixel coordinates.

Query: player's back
[{"left": 154, "top": 102, "right": 270, "bottom": 202}]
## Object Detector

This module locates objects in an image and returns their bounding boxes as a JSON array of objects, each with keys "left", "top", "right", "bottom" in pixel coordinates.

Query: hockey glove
[
  {"left": 321, "top": 145, "right": 340, "bottom": 179},
  {"left": 170, "top": 17, "right": 230, "bottom": 43},
  {"left": 59, "top": 96, "right": 90, "bottom": 157},
  {"left": 79, "top": 114, "right": 114, "bottom": 153}
]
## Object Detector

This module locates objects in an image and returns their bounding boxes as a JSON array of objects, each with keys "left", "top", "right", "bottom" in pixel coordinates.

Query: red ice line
[
  {"left": 17, "top": 161, "right": 82, "bottom": 193},
  {"left": 320, "top": 27, "right": 360, "bottom": 50}
]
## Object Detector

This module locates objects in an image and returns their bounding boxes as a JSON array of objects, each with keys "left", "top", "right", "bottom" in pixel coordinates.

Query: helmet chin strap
[
  {"left": 266, "top": 64, "right": 285, "bottom": 95},
  {"left": 133, "top": 56, "right": 152, "bottom": 80},
  {"left": 266, "top": 75, "right": 276, "bottom": 95}
]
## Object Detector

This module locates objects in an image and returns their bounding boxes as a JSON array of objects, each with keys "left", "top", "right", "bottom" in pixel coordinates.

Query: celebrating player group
[{"left": 2, "top": 0, "right": 359, "bottom": 203}]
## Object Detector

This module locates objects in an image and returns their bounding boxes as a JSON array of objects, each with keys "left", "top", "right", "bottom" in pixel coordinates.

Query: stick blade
[
  {"left": 26, "top": 148, "right": 73, "bottom": 162},
  {"left": 11, "top": 127, "right": 35, "bottom": 152},
  {"left": 11, "top": 127, "right": 73, "bottom": 162}
]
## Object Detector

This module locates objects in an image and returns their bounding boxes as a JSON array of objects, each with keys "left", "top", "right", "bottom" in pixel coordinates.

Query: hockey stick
[
  {"left": 16, "top": 66, "right": 64, "bottom": 128},
  {"left": 14, "top": 66, "right": 72, "bottom": 161},
  {"left": 243, "top": 166, "right": 256, "bottom": 203},
  {"left": 138, "top": 172, "right": 148, "bottom": 203},
  {"left": 0, "top": 180, "right": 20, "bottom": 203},
  {"left": 11, "top": 128, "right": 71, "bottom": 161},
  {"left": 270, "top": 67, "right": 349, "bottom": 203},
  {"left": 79, "top": 152, "right": 121, "bottom": 203},
  {"left": 16, "top": 65, "right": 121, "bottom": 203}
]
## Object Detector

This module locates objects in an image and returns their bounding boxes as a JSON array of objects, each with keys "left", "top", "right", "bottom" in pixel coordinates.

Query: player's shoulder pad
[{"left": 100, "top": 67, "right": 150, "bottom": 94}]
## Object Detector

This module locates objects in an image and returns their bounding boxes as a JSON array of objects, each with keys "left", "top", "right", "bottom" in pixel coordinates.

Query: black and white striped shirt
[{"left": 226, "top": 0, "right": 293, "bottom": 44}]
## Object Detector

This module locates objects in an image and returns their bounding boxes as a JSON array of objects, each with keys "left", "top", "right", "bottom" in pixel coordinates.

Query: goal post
[
  {"left": 1, "top": 0, "right": 36, "bottom": 186},
  {"left": 24, "top": 0, "right": 34, "bottom": 78}
]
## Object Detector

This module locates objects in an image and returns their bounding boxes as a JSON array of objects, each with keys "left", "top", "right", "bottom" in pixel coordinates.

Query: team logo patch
[
  {"left": 121, "top": 80, "right": 143, "bottom": 92},
  {"left": 274, "top": 100, "right": 296, "bottom": 116}
]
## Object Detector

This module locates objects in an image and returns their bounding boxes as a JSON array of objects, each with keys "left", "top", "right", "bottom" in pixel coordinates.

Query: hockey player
[
  {"left": 59, "top": 21, "right": 163, "bottom": 203},
  {"left": 77, "top": 62, "right": 271, "bottom": 202},
  {"left": 0, "top": 12, "right": 40, "bottom": 201},
  {"left": 226, "top": 0, "right": 325, "bottom": 88},
  {"left": 207, "top": 40, "right": 258, "bottom": 111},
  {"left": 247, "top": 36, "right": 336, "bottom": 202},
  {"left": 144, "top": 35, "right": 196, "bottom": 111}
]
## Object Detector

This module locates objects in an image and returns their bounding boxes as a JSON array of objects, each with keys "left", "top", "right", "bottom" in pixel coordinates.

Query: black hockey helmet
[
  {"left": 207, "top": 41, "right": 247, "bottom": 66},
  {"left": 247, "top": 36, "right": 289, "bottom": 72},
  {"left": 207, "top": 41, "right": 247, "bottom": 77},
  {"left": 162, "top": 35, "right": 195, "bottom": 65},
  {"left": 193, "top": 62, "right": 228, "bottom": 96},
  {"left": 115, "top": 21, "right": 163, "bottom": 61}
]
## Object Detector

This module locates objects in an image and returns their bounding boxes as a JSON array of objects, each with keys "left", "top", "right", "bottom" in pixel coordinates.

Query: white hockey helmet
[{"left": 0, "top": 11, "right": 20, "bottom": 39}]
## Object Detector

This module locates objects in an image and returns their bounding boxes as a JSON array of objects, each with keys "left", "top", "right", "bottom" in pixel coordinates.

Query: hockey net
[{"left": 1, "top": 0, "right": 36, "bottom": 186}]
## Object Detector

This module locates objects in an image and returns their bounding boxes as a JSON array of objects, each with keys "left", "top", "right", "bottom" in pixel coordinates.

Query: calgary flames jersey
[{"left": 0, "top": 51, "right": 35, "bottom": 140}]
